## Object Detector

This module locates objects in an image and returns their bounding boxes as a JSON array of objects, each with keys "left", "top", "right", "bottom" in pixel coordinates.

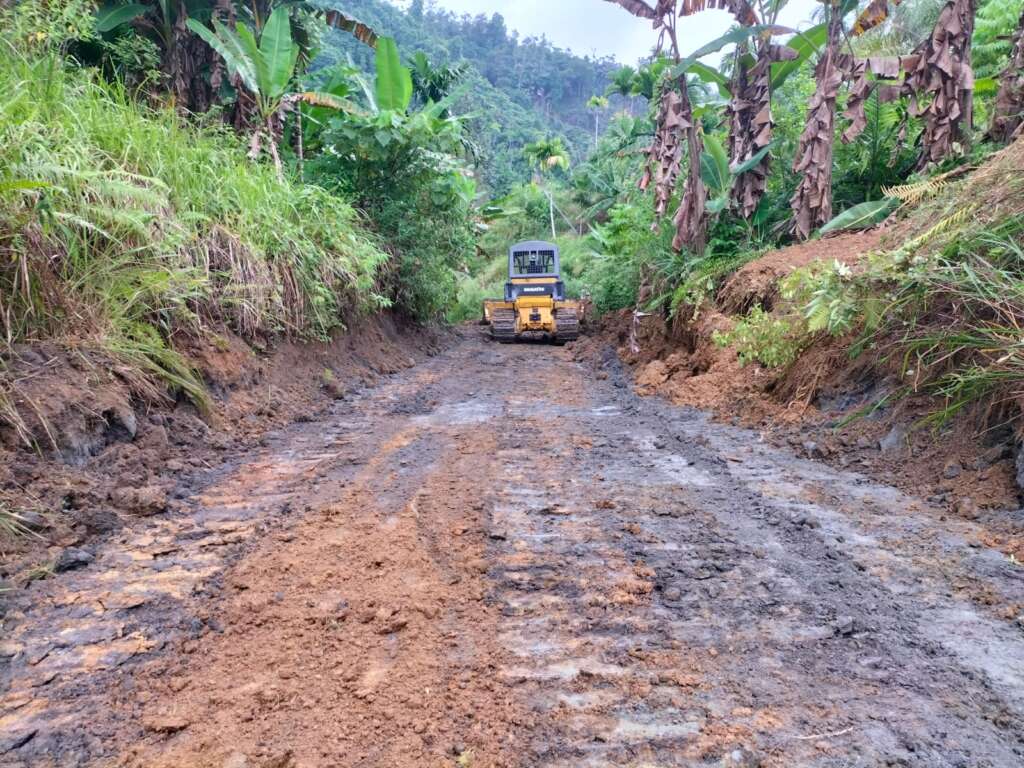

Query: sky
[{"left": 386, "top": 0, "right": 822, "bottom": 66}]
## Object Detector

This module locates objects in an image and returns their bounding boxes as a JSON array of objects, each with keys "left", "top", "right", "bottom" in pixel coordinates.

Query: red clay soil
[
  {"left": 718, "top": 229, "right": 886, "bottom": 315},
  {"left": 0, "top": 315, "right": 446, "bottom": 580}
]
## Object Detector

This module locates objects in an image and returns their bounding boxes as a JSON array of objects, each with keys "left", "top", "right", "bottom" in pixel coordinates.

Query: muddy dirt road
[{"left": 3, "top": 330, "right": 1024, "bottom": 767}]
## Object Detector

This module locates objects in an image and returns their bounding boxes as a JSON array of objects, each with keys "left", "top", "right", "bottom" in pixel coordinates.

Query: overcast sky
[{"left": 385, "top": 0, "right": 822, "bottom": 65}]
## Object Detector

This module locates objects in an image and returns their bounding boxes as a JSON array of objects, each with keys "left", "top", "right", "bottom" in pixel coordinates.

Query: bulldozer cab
[{"left": 505, "top": 241, "right": 565, "bottom": 302}]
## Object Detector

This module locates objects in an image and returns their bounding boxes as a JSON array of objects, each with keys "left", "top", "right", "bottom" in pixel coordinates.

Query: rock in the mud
[
  {"left": 720, "top": 747, "right": 761, "bottom": 767},
  {"left": 79, "top": 507, "right": 122, "bottom": 535},
  {"left": 954, "top": 496, "right": 980, "bottom": 520},
  {"left": 137, "top": 424, "right": 169, "bottom": 453},
  {"left": 110, "top": 485, "right": 168, "bottom": 516},
  {"left": 18, "top": 510, "right": 48, "bottom": 532},
  {"left": 222, "top": 753, "right": 250, "bottom": 768},
  {"left": 142, "top": 714, "right": 190, "bottom": 734},
  {"left": 833, "top": 616, "right": 856, "bottom": 636},
  {"left": 942, "top": 459, "right": 962, "bottom": 479},
  {"left": 802, "top": 441, "right": 827, "bottom": 459},
  {"left": 878, "top": 424, "right": 908, "bottom": 453},
  {"left": 0, "top": 728, "right": 36, "bottom": 754},
  {"left": 54, "top": 547, "right": 95, "bottom": 572},
  {"left": 323, "top": 377, "right": 347, "bottom": 400}
]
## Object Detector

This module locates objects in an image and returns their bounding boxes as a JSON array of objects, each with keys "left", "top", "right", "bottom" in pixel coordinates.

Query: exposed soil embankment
[
  {"left": 0, "top": 316, "right": 447, "bottom": 579},
  {"left": 576, "top": 230, "right": 1024, "bottom": 562}
]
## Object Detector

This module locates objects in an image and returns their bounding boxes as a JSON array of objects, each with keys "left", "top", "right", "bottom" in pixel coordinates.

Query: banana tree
[
  {"left": 698, "top": 3, "right": 798, "bottom": 220},
  {"left": 95, "top": 0, "right": 376, "bottom": 112},
  {"left": 841, "top": 0, "right": 979, "bottom": 169},
  {"left": 187, "top": 6, "right": 302, "bottom": 170},
  {"left": 602, "top": 0, "right": 709, "bottom": 253},
  {"left": 988, "top": 6, "right": 1024, "bottom": 142},
  {"left": 790, "top": 1, "right": 849, "bottom": 239}
]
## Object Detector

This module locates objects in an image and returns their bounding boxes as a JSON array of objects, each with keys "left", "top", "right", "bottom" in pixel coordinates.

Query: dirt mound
[
  {"left": 718, "top": 229, "right": 884, "bottom": 315},
  {"left": 0, "top": 315, "right": 446, "bottom": 579}
]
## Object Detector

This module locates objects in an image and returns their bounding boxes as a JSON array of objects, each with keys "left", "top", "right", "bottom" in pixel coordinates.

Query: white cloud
[{"left": 386, "top": 0, "right": 821, "bottom": 66}]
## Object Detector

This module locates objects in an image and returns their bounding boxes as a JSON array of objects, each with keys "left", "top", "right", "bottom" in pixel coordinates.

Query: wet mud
[{"left": 2, "top": 330, "right": 1023, "bottom": 767}]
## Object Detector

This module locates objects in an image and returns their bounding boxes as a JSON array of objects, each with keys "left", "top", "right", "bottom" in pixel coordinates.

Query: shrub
[{"left": 713, "top": 306, "right": 804, "bottom": 369}]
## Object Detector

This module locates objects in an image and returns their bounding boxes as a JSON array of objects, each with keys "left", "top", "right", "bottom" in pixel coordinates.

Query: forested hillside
[{"left": 314, "top": 0, "right": 630, "bottom": 192}]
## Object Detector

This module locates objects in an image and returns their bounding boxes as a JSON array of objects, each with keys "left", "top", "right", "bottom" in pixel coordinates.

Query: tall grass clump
[{"left": 0, "top": 37, "right": 388, "bottom": 407}]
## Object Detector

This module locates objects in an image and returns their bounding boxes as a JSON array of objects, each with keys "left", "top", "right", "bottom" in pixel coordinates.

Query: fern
[{"left": 883, "top": 177, "right": 948, "bottom": 205}]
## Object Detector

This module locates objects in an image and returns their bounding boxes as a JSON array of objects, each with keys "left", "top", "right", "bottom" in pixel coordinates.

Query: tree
[
  {"left": 607, "top": 65, "right": 638, "bottom": 114},
  {"left": 187, "top": 9, "right": 398, "bottom": 173},
  {"left": 95, "top": 1, "right": 377, "bottom": 113},
  {"left": 187, "top": 6, "right": 302, "bottom": 170},
  {"left": 523, "top": 137, "right": 570, "bottom": 237},
  {"left": 409, "top": 51, "right": 467, "bottom": 111},
  {"left": 790, "top": 1, "right": 847, "bottom": 239},
  {"left": 841, "top": 0, "right": 979, "bottom": 169},
  {"left": 587, "top": 95, "right": 609, "bottom": 146},
  {"left": 603, "top": 0, "right": 708, "bottom": 254},
  {"left": 904, "top": 0, "right": 979, "bottom": 167},
  {"left": 704, "top": 3, "right": 797, "bottom": 220},
  {"left": 989, "top": 6, "right": 1024, "bottom": 142}
]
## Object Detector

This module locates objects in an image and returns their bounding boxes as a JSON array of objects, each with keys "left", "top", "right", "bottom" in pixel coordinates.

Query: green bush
[{"left": 713, "top": 306, "right": 803, "bottom": 369}]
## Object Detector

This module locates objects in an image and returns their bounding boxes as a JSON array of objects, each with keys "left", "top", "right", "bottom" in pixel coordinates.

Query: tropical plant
[
  {"left": 790, "top": 1, "right": 847, "bottom": 239},
  {"left": 524, "top": 137, "right": 571, "bottom": 237},
  {"left": 587, "top": 95, "right": 609, "bottom": 146},
  {"left": 187, "top": 6, "right": 306, "bottom": 170},
  {"left": 989, "top": 5, "right": 1024, "bottom": 141},
  {"left": 607, "top": 64, "right": 638, "bottom": 111},
  {"left": 408, "top": 51, "right": 467, "bottom": 111}
]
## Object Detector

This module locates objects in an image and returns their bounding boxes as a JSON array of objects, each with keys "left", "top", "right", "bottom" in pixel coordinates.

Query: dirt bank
[
  {"left": 0, "top": 315, "right": 446, "bottom": 580},
  {"left": 2, "top": 329, "right": 1023, "bottom": 767},
  {"left": 581, "top": 221, "right": 1024, "bottom": 530}
]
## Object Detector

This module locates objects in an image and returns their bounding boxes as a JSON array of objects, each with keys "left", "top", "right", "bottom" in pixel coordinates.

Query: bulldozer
[{"left": 481, "top": 240, "right": 581, "bottom": 344}]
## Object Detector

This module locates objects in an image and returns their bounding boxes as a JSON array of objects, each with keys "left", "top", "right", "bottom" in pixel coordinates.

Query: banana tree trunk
[
  {"left": 905, "top": 0, "right": 977, "bottom": 168},
  {"left": 790, "top": 0, "right": 845, "bottom": 239},
  {"left": 162, "top": 0, "right": 218, "bottom": 112},
  {"left": 672, "top": 80, "right": 707, "bottom": 254},
  {"left": 729, "top": 40, "right": 779, "bottom": 219},
  {"left": 989, "top": 7, "right": 1024, "bottom": 143}
]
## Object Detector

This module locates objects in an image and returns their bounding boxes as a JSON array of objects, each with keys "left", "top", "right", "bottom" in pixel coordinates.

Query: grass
[{"left": 0, "top": 38, "right": 389, "bottom": 413}]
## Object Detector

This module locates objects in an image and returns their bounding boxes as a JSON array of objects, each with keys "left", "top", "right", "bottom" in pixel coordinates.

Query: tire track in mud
[{"left": 2, "top": 332, "right": 1024, "bottom": 768}]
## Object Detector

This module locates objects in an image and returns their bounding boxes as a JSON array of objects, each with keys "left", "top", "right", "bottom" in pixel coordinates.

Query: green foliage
[
  {"left": 0, "top": 44, "right": 387, "bottom": 405},
  {"left": 782, "top": 260, "right": 865, "bottom": 335},
  {"left": 973, "top": 0, "right": 1024, "bottom": 78},
  {"left": 312, "top": 0, "right": 622, "bottom": 194},
  {"left": 187, "top": 7, "right": 300, "bottom": 120},
  {"left": 305, "top": 68, "right": 475, "bottom": 319},
  {"left": 820, "top": 198, "right": 898, "bottom": 234},
  {"left": 374, "top": 36, "right": 413, "bottom": 111},
  {"left": 713, "top": 306, "right": 803, "bottom": 368}
]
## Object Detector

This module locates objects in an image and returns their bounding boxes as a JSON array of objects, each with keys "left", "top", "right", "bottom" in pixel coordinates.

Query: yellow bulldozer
[{"left": 481, "top": 240, "right": 581, "bottom": 344}]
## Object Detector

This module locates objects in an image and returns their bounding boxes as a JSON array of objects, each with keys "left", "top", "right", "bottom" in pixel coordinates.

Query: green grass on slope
[{"left": 0, "top": 44, "right": 388, "bottom": 408}]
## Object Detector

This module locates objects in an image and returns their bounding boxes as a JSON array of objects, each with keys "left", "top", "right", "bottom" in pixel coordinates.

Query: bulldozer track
[
  {"left": 490, "top": 308, "right": 517, "bottom": 342},
  {"left": 5, "top": 330, "right": 1024, "bottom": 767},
  {"left": 554, "top": 307, "right": 580, "bottom": 343}
]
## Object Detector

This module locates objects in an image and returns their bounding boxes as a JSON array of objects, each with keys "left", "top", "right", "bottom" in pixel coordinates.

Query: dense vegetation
[
  {"left": 2, "top": 0, "right": 1023, "bottom": 439},
  {"left": 1, "top": 0, "right": 480, "bottom": 415},
  {"left": 454, "top": 0, "right": 1024, "bottom": 427},
  {"left": 314, "top": 0, "right": 628, "bottom": 193}
]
